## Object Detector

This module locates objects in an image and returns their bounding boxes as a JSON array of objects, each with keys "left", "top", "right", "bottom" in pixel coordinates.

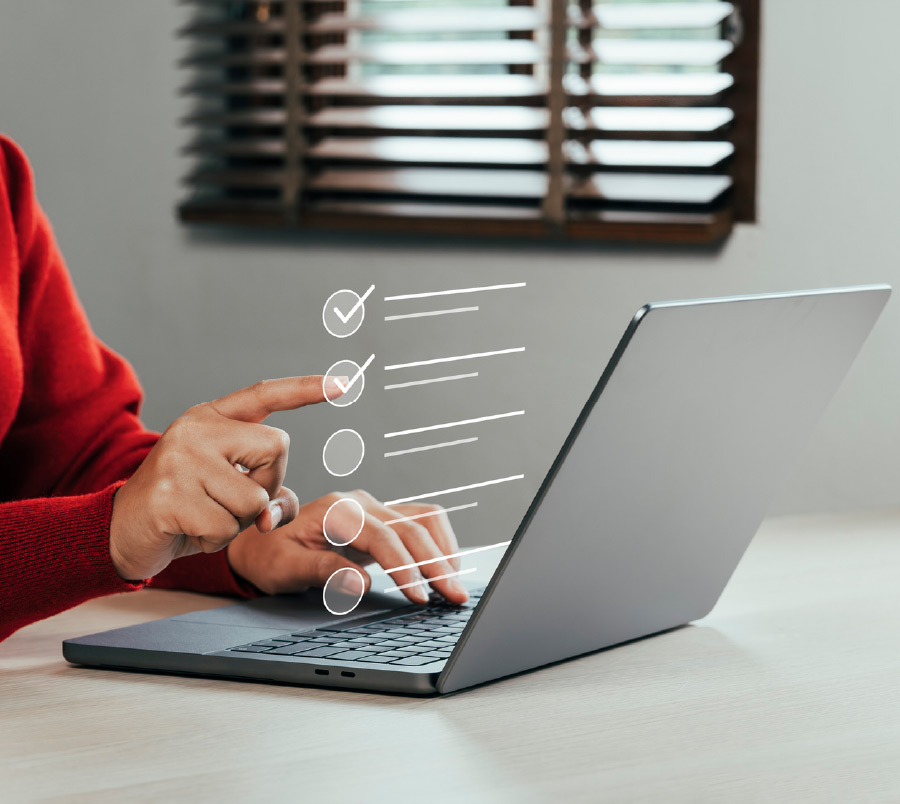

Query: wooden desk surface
[{"left": 4, "top": 511, "right": 900, "bottom": 803}]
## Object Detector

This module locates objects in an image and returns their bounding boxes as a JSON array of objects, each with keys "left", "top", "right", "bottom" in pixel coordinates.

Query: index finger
[{"left": 211, "top": 376, "right": 345, "bottom": 423}]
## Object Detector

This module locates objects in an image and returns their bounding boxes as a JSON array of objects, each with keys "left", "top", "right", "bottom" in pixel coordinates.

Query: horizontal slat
[
  {"left": 179, "top": 20, "right": 285, "bottom": 37},
  {"left": 570, "top": 173, "right": 731, "bottom": 204},
  {"left": 305, "top": 105, "right": 548, "bottom": 132},
  {"left": 309, "top": 136, "right": 546, "bottom": 165},
  {"left": 304, "top": 75, "right": 546, "bottom": 100},
  {"left": 182, "top": 79, "right": 286, "bottom": 95},
  {"left": 591, "top": 2, "right": 734, "bottom": 30},
  {"left": 565, "top": 107, "right": 733, "bottom": 132},
  {"left": 307, "top": 7, "right": 542, "bottom": 34},
  {"left": 307, "top": 136, "right": 733, "bottom": 168},
  {"left": 308, "top": 199, "right": 542, "bottom": 221},
  {"left": 186, "top": 168, "right": 286, "bottom": 188},
  {"left": 183, "top": 108, "right": 288, "bottom": 126},
  {"left": 566, "top": 72, "right": 734, "bottom": 99},
  {"left": 311, "top": 167, "right": 545, "bottom": 198},
  {"left": 185, "top": 138, "right": 287, "bottom": 157},
  {"left": 572, "top": 40, "right": 733, "bottom": 66},
  {"left": 304, "top": 40, "right": 543, "bottom": 65},
  {"left": 310, "top": 167, "right": 731, "bottom": 204},
  {"left": 181, "top": 48, "right": 285, "bottom": 67},
  {"left": 570, "top": 140, "right": 734, "bottom": 168},
  {"left": 303, "top": 106, "right": 733, "bottom": 136}
]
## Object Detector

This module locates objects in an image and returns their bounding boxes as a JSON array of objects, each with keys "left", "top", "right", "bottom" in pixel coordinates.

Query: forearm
[{"left": 0, "top": 483, "right": 143, "bottom": 642}]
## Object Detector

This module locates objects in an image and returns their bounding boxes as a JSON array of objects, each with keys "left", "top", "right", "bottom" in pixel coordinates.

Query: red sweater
[{"left": 0, "top": 135, "right": 252, "bottom": 643}]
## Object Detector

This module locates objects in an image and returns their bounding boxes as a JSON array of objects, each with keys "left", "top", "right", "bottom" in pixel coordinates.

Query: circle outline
[
  {"left": 322, "top": 428, "right": 365, "bottom": 478},
  {"left": 323, "top": 496, "right": 366, "bottom": 547},
  {"left": 322, "top": 567, "right": 366, "bottom": 616},
  {"left": 322, "top": 359, "right": 364, "bottom": 408},
  {"left": 322, "top": 289, "right": 365, "bottom": 339}
]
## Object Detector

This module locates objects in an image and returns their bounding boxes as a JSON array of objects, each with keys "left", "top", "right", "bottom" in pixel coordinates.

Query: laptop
[{"left": 64, "top": 285, "right": 890, "bottom": 695}]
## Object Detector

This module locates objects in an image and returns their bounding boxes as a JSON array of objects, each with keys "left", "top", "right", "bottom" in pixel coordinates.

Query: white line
[
  {"left": 385, "top": 567, "right": 477, "bottom": 594},
  {"left": 384, "top": 437, "right": 478, "bottom": 458},
  {"left": 385, "top": 306, "right": 478, "bottom": 322},
  {"left": 384, "top": 474, "right": 524, "bottom": 506},
  {"left": 384, "top": 540, "right": 511, "bottom": 574},
  {"left": 384, "top": 347, "right": 524, "bottom": 372},
  {"left": 384, "top": 501, "right": 479, "bottom": 527},
  {"left": 384, "top": 372, "right": 478, "bottom": 391},
  {"left": 384, "top": 282, "right": 526, "bottom": 302},
  {"left": 384, "top": 410, "right": 523, "bottom": 439}
]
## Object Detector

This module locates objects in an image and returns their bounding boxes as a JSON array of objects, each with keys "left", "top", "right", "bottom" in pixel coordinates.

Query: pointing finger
[{"left": 210, "top": 376, "right": 346, "bottom": 423}]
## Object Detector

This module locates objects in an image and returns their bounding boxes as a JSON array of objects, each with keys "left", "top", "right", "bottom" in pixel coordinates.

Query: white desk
[{"left": 4, "top": 511, "right": 900, "bottom": 802}]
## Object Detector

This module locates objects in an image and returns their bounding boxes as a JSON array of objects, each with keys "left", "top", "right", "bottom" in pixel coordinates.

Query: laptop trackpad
[{"left": 170, "top": 589, "right": 412, "bottom": 632}]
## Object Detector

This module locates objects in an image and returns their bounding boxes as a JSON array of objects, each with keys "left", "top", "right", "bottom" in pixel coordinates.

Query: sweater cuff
[
  {"left": 148, "top": 546, "right": 260, "bottom": 598},
  {"left": 0, "top": 482, "right": 143, "bottom": 641}
]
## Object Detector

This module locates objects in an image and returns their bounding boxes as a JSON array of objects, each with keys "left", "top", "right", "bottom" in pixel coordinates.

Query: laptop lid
[{"left": 438, "top": 285, "right": 890, "bottom": 694}]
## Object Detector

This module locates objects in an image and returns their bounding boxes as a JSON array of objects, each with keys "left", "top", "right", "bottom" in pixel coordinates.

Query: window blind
[{"left": 179, "top": 0, "right": 759, "bottom": 243}]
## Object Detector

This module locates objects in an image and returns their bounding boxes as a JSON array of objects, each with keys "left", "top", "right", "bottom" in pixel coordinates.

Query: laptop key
[
  {"left": 267, "top": 644, "right": 316, "bottom": 655},
  {"left": 329, "top": 650, "right": 377, "bottom": 661},
  {"left": 293, "top": 646, "right": 348, "bottom": 658},
  {"left": 390, "top": 656, "right": 438, "bottom": 666},
  {"left": 230, "top": 645, "right": 274, "bottom": 653},
  {"left": 250, "top": 640, "right": 294, "bottom": 648},
  {"left": 357, "top": 655, "right": 396, "bottom": 664}
]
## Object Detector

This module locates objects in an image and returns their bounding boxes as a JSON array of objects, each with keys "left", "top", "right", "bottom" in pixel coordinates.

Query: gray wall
[{"left": 2, "top": 1, "right": 899, "bottom": 547}]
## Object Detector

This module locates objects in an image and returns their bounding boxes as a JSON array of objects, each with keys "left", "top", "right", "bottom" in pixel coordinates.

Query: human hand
[
  {"left": 226, "top": 490, "right": 469, "bottom": 606},
  {"left": 109, "top": 376, "right": 344, "bottom": 580}
]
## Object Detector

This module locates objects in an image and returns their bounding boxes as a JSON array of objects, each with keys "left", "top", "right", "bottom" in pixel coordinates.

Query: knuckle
[{"left": 263, "top": 426, "right": 290, "bottom": 456}]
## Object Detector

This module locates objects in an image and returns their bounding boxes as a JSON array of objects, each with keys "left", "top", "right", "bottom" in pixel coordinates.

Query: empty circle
[
  {"left": 323, "top": 567, "right": 366, "bottom": 616},
  {"left": 323, "top": 497, "right": 366, "bottom": 547},
  {"left": 322, "top": 289, "right": 366, "bottom": 339},
  {"left": 323, "top": 359, "right": 364, "bottom": 407},
  {"left": 322, "top": 428, "right": 365, "bottom": 477}
]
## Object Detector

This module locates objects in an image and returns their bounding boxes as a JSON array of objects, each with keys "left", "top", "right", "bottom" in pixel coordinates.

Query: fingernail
[
  {"left": 324, "top": 376, "right": 349, "bottom": 394},
  {"left": 336, "top": 571, "right": 365, "bottom": 596},
  {"left": 451, "top": 581, "right": 468, "bottom": 599},
  {"left": 412, "top": 585, "right": 429, "bottom": 604},
  {"left": 267, "top": 501, "right": 283, "bottom": 530}
]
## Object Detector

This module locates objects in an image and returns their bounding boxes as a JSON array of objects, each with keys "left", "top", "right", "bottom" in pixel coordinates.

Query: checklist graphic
[{"left": 319, "top": 279, "right": 527, "bottom": 614}]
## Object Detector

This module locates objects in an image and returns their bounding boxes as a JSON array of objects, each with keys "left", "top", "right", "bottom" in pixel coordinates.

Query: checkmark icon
[
  {"left": 334, "top": 353, "right": 376, "bottom": 394},
  {"left": 333, "top": 284, "right": 375, "bottom": 325}
]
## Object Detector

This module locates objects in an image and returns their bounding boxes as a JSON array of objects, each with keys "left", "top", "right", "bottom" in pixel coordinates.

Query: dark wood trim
[
  {"left": 721, "top": 0, "right": 760, "bottom": 223},
  {"left": 179, "top": 203, "right": 732, "bottom": 245}
]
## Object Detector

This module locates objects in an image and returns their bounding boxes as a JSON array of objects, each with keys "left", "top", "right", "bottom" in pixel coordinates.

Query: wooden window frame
[{"left": 178, "top": 0, "right": 761, "bottom": 245}]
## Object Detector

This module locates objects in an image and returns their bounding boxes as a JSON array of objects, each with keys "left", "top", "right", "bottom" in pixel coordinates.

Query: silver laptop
[{"left": 64, "top": 285, "right": 890, "bottom": 695}]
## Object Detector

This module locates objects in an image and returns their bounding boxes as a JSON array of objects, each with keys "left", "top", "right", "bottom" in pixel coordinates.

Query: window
[{"left": 179, "top": 0, "right": 759, "bottom": 243}]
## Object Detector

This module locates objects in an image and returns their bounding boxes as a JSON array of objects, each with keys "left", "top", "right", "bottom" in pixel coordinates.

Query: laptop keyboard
[{"left": 226, "top": 587, "right": 484, "bottom": 667}]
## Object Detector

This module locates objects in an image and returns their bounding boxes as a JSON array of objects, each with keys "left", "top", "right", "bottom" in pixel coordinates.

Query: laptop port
[
  {"left": 341, "top": 671, "right": 355, "bottom": 678},
  {"left": 315, "top": 669, "right": 329, "bottom": 676}
]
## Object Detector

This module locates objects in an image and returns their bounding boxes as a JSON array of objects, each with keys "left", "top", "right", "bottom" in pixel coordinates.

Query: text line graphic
[
  {"left": 384, "top": 282, "right": 526, "bottom": 302},
  {"left": 384, "top": 540, "right": 511, "bottom": 574},
  {"left": 385, "top": 501, "right": 478, "bottom": 527},
  {"left": 384, "top": 410, "right": 523, "bottom": 439},
  {"left": 384, "top": 372, "right": 478, "bottom": 391},
  {"left": 385, "top": 567, "right": 477, "bottom": 594},
  {"left": 384, "top": 347, "right": 524, "bottom": 372},
  {"left": 384, "top": 474, "right": 524, "bottom": 506},
  {"left": 384, "top": 437, "right": 478, "bottom": 458},
  {"left": 385, "top": 306, "right": 478, "bottom": 322}
]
